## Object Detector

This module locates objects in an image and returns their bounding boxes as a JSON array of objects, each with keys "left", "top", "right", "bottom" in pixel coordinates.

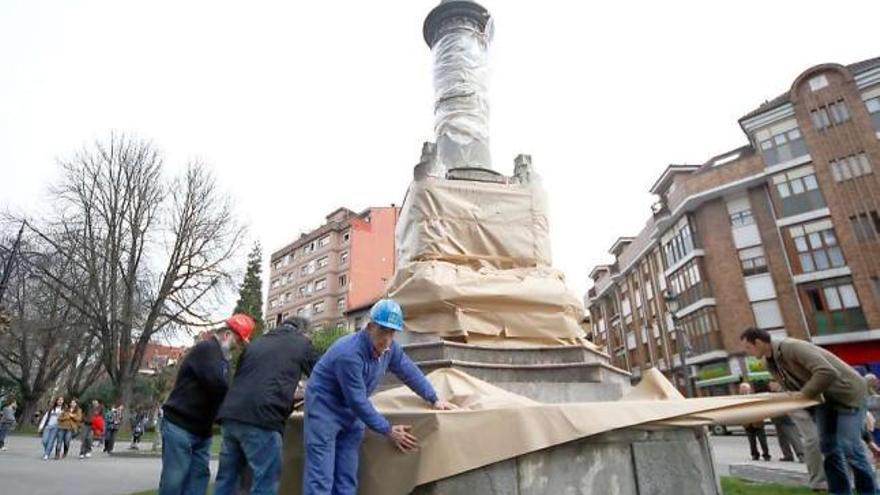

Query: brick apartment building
[
  {"left": 265, "top": 206, "right": 398, "bottom": 332},
  {"left": 586, "top": 57, "right": 880, "bottom": 396},
  {"left": 137, "top": 342, "right": 187, "bottom": 375}
]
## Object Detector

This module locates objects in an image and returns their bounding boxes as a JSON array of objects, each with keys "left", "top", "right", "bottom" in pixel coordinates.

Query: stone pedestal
[{"left": 384, "top": 339, "right": 722, "bottom": 494}]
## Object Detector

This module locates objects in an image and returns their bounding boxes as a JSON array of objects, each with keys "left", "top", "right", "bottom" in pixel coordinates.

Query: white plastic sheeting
[{"left": 431, "top": 15, "right": 493, "bottom": 174}]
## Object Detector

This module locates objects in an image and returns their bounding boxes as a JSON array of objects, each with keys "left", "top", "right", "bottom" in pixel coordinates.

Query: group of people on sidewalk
[
  {"left": 33, "top": 398, "right": 131, "bottom": 460},
  {"left": 158, "top": 298, "right": 456, "bottom": 495},
  {"left": 741, "top": 327, "right": 880, "bottom": 494}
]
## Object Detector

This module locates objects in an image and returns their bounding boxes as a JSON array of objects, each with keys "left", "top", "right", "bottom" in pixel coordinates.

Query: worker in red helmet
[{"left": 158, "top": 313, "right": 254, "bottom": 495}]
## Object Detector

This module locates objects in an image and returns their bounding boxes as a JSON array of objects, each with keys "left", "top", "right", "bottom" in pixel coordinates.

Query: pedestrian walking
[
  {"left": 788, "top": 408, "right": 828, "bottom": 491},
  {"left": 0, "top": 399, "right": 17, "bottom": 451},
  {"left": 56, "top": 398, "right": 83, "bottom": 459},
  {"left": 79, "top": 400, "right": 102, "bottom": 459},
  {"left": 768, "top": 380, "right": 805, "bottom": 462},
  {"left": 38, "top": 397, "right": 64, "bottom": 461},
  {"left": 739, "top": 382, "right": 772, "bottom": 461},
  {"left": 158, "top": 313, "right": 253, "bottom": 495},
  {"left": 301, "top": 299, "right": 457, "bottom": 495},
  {"left": 130, "top": 411, "right": 146, "bottom": 449},
  {"left": 104, "top": 404, "right": 123, "bottom": 453},
  {"left": 742, "top": 328, "right": 877, "bottom": 495},
  {"left": 213, "top": 316, "right": 317, "bottom": 495}
]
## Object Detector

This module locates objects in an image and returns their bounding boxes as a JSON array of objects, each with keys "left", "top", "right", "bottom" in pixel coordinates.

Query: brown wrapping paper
[
  {"left": 388, "top": 261, "right": 587, "bottom": 341},
  {"left": 280, "top": 368, "right": 816, "bottom": 494},
  {"left": 395, "top": 178, "right": 551, "bottom": 269}
]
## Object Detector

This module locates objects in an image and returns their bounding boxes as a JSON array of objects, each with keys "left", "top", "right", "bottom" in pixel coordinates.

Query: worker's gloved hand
[
  {"left": 432, "top": 400, "right": 458, "bottom": 411},
  {"left": 388, "top": 424, "right": 419, "bottom": 453}
]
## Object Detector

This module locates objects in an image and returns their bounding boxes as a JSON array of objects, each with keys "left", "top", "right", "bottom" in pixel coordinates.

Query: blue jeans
[
  {"left": 814, "top": 401, "right": 878, "bottom": 495},
  {"left": 214, "top": 420, "right": 283, "bottom": 495},
  {"left": 55, "top": 429, "right": 73, "bottom": 457},
  {"left": 158, "top": 420, "right": 213, "bottom": 495},
  {"left": 41, "top": 425, "right": 59, "bottom": 457}
]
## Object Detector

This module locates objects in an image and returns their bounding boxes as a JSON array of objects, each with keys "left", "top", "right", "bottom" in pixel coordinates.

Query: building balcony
[{"left": 811, "top": 308, "right": 868, "bottom": 337}]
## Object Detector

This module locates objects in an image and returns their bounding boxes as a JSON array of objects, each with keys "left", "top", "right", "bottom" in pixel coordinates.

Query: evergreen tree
[{"left": 233, "top": 242, "right": 266, "bottom": 339}]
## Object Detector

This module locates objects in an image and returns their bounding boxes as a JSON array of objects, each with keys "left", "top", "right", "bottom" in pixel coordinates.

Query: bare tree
[
  {"left": 22, "top": 134, "right": 244, "bottom": 406},
  {"left": 62, "top": 332, "right": 105, "bottom": 399},
  {"left": 0, "top": 244, "right": 86, "bottom": 422}
]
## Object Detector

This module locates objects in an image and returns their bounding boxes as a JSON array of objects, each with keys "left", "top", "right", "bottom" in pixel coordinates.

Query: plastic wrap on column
[{"left": 432, "top": 15, "right": 493, "bottom": 173}]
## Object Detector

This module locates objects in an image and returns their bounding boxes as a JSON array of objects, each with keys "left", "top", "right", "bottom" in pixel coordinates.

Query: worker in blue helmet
[{"left": 302, "top": 298, "right": 457, "bottom": 494}]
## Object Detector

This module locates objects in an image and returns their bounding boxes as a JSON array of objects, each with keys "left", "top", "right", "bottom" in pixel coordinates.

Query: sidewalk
[{"left": 728, "top": 459, "right": 812, "bottom": 487}]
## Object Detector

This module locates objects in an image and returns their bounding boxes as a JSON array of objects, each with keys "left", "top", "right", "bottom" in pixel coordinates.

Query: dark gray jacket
[{"left": 217, "top": 320, "right": 317, "bottom": 432}]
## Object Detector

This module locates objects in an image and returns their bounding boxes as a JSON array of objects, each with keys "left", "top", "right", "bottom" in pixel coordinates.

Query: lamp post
[{"left": 664, "top": 290, "right": 695, "bottom": 398}]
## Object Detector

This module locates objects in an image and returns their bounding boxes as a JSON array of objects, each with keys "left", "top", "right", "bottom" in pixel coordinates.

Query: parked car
[{"left": 711, "top": 420, "right": 777, "bottom": 436}]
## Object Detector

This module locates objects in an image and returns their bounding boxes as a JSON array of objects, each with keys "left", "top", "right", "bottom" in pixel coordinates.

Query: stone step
[
  {"left": 380, "top": 359, "right": 631, "bottom": 402},
  {"left": 401, "top": 340, "right": 611, "bottom": 366}
]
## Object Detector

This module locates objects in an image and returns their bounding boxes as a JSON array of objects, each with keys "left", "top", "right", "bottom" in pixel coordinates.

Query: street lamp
[{"left": 664, "top": 289, "right": 695, "bottom": 398}]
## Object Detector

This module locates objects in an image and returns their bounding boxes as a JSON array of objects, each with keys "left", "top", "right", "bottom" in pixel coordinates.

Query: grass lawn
[
  {"left": 130, "top": 478, "right": 813, "bottom": 495},
  {"left": 720, "top": 476, "right": 817, "bottom": 494}
]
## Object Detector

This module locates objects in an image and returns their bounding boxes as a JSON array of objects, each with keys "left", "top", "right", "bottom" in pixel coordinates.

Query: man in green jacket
[{"left": 741, "top": 328, "right": 875, "bottom": 495}]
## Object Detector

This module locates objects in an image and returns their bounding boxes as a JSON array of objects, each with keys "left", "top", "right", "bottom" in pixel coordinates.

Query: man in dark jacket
[
  {"left": 741, "top": 327, "right": 874, "bottom": 495},
  {"left": 158, "top": 314, "right": 254, "bottom": 495},
  {"left": 213, "top": 316, "right": 318, "bottom": 495}
]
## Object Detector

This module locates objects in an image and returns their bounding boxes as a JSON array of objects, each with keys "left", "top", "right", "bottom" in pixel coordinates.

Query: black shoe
[
  {"left": 780, "top": 457, "right": 794, "bottom": 462},
  {"left": 752, "top": 456, "right": 760, "bottom": 461},
  {"left": 762, "top": 455, "right": 772, "bottom": 461}
]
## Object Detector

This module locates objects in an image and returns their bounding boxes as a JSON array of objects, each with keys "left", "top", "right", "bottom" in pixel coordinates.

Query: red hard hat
[{"left": 225, "top": 314, "right": 255, "bottom": 343}]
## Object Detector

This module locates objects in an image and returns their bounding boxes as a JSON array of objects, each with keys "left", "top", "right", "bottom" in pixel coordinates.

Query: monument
[{"left": 384, "top": 1, "right": 721, "bottom": 492}]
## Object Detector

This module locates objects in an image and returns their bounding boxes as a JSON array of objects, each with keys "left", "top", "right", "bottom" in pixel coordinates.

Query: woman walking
[
  {"left": 38, "top": 397, "right": 64, "bottom": 460},
  {"left": 0, "top": 399, "right": 17, "bottom": 451},
  {"left": 56, "top": 398, "right": 82, "bottom": 459},
  {"left": 79, "top": 400, "right": 102, "bottom": 459}
]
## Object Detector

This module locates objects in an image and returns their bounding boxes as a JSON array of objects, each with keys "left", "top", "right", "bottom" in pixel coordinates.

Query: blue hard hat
[{"left": 369, "top": 299, "right": 404, "bottom": 332}]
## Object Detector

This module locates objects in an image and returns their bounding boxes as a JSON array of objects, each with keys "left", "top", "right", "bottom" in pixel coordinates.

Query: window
[
  {"left": 283, "top": 254, "right": 291, "bottom": 266},
  {"left": 729, "top": 209, "right": 755, "bottom": 227},
  {"left": 284, "top": 292, "right": 291, "bottom": 302},
  {"left": 314, "top": 301, "right": 325, "bottom": 314},
  {"left": 759, "top": 128, "right": 808, "bottom": 166},
  {"left": 789, "top": 222, "right": 845, "bottom": 273},
  {"left": 337, "top": 297, "right": 346, "bottom": 311},
  {"left": 271, "top": 278, "right": 280, "bottom": 289},
  {"left": 808, "top": 75, "right": 828, "bottom": 91},
  {"left": 739, "top": 246, "right": 768, "bottom": 276},
  {"left": 343, "top": 230, "right": 351, "bottom": 243},
  {"left": 667, "top": 259, "right": 708, "bottom": 308},
  {"left": 314, "top": 278, "right": 327, "bottom": 291},
  {"left": 811, "top": 100, "right": 850, "bottom": 130},
  {"left": 662, "top": 217, "right": 696, "bottom": 267},
  {"left": 303, "top": 242, "right": 315, "bottom": 255},
  {"left": 318, "top": 235, "right": 330, "bottom": 248},
  {"left": 803, "top": 278, "right": 867, "bottom": 335},
  {"left": 338, "top": 274, "right": 347, "bottom": 287},
  {"left": 273, "top": 260, "right": 281, "bottom": 271},
  {"left": 866, "top": 96, "right": 880, "bottom": 131},
  {"left": 810, "top": 108, "right": 831, "bottom": 130},
  {"left": 300, "top": 265, "right": 309, "bottom": 276},
  {"left": 773, "top": 166, "right": 826, "bottom": 217},
  {"left": 753, "top": 300, "right": 783, "bottom": 329},
  {"left": 830, "top": 153, "right": 872, "bottom": 182},
  {"left": 849, "top": 211, "right": 880, "bottom": 242},
  {"left": 299, "top": 285, "right": 307, "bottom": 297},
  {"left": 873, "top": 276, "right": 880, "bottom": 298},
  {"left": 317, "top": 256, "right": 329, "bottom": 269},
  {"left": 340, "top": 251, "right": 349, "bottom": 264},
  {"left": 678, "top": 307, "right": 722, "bottom": 356}
]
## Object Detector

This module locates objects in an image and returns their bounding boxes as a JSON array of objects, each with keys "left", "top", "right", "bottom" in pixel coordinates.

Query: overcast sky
[{"left": 2, "top": 0, "right": 878, "bottom": 312}]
